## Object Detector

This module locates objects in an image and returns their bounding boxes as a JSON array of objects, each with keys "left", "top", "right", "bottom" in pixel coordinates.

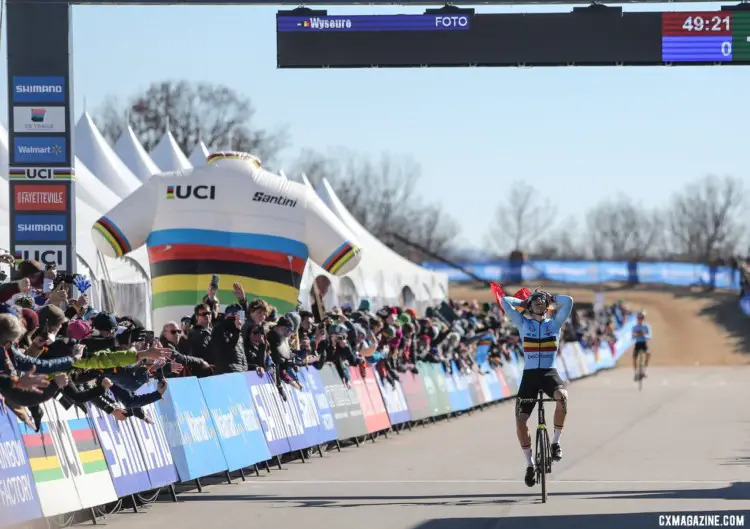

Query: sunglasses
[
  {"left": 169, "top": 330, "right": 181, "bottom": 335},
  {"left": 197, "top": 312, "right": 210, "bottom": 317}
]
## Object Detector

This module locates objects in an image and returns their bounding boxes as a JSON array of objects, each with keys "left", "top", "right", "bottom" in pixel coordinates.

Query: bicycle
[
  {"left": 635, "top": 349, "right": 646, "bottom": 391},
  {"left": 517, "top": 390, "right": 557, "bottom": 503}
]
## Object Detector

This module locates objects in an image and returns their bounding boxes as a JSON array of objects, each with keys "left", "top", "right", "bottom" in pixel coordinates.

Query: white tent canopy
[
  {"left": 74, "top": 157, "right": 122, "bottom": 214},
  {"left": 114, "top": 125, "right": 161, "bottom": 182},
  {"left": 316, "top": 177, "right": 448, "bottom": 310},
  {"left": 149, "top": 130, "right": 192, "bottom": 172},
  {"left": 75, "top": 112, "right": 143, "bottom": 198},
  {"left": 188, "top": 140, "right": 209, "bottom": 167}
]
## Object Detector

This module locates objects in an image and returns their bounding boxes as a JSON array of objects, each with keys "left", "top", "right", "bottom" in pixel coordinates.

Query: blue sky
[{"left": 1, "top": 2, "right": 748, "bottom": 251}]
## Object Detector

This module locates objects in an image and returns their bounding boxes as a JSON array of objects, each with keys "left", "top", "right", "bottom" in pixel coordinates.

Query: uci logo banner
[{"left": 166, "top": 185, "right": 216, "bottom": 200}]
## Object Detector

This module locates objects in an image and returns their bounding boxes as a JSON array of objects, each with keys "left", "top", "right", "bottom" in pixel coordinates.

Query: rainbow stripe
[
  {"left": 146, "top": 228, "right": 309, "bottom": 314},
  {"left": 21, "top": 426, "right": 63, "bottom": 483},
  {"left": 9, "top": 167, "right": 75, "bottom": 180},
  {"left": 68, "top": 418, "right": 107, "bottom": 474},
  {"left": 166, "top": 185, "right": 175, "bottom": 199},
  {"left": 93, "top": 216, "right": 132, "bottom": 257},
  {"left": 322, "top": 241, "right": 361, "bottom": 275}
]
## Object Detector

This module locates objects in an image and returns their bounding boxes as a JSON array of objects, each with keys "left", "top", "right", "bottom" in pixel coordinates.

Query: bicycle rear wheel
[{"left": 535, "top": 428, "right": 547, "bottom": 503}]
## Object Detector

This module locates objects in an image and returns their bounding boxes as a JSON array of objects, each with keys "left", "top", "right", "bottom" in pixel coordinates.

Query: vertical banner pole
[{"left": 6, "top": 0, "right": 76, "bottom": 274}]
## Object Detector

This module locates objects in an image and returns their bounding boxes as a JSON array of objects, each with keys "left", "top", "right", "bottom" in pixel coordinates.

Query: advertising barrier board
[
  {"left": 373, "top": 370, "right": 411, "bottom": 425},
  {"left": 156, "top": 377, "right": 227, "bottom": 482},
  {"left": 398, "top": 370, "right": 432, "bottom": 421},
  {"left": 87, "top": 404, "right": 153, "bottom": 497},
  {"left": 298, "top": 367, "right": 338, "bottom": 443},
  {"left": 319, "top": 365, "right": 368, "bottom": 440},
  {"left": 199, "top": 373, "right": 271, "bottom": 471},
  {"left": 245, "top": 372, "right": 293, "bottom": 456},
  {"left": 0, "top": 408, "right": 43, "bottom": 527}
]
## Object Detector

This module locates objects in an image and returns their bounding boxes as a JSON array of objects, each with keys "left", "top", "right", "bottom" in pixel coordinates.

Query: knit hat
[
  {"left": 285, "top": 312, "right": 301, "bottom": 333},
  {"left": 20, "top": 308, "right": 39, "bottom": 333},
  {"left": 67, "top": 320, "right": 92, "bottom": 340},
  {"left": 276, "top": 316, "right": 293, "bottom": 329},
  {"left": 92, "top": 311, "right": 118, "bottom": 331}
]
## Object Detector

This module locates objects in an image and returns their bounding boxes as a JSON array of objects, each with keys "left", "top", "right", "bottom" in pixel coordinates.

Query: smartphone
[
  {"left": 144, "top": 331, "right": 155, "bottom": 348},
  {"left": 209, "top": 274, "right": 220, "bottom": 291}
]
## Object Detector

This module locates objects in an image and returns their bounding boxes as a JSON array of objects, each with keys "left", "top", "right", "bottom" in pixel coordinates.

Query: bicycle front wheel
[{"left": 536, "top": 428, "right": 547, "bottom": 503}]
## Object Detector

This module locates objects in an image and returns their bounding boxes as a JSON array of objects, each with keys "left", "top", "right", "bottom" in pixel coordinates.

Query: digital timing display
[{"left": 276, "top": 8, "right": 750, "bottom": 67}]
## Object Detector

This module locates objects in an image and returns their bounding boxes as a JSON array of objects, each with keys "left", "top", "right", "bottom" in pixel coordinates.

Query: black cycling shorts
[
  {"left": 633, "top": 342, "right": 649, "bottom": 356},
  {"left": 515, "top": 368, "right": 565, "bottom": 416}
]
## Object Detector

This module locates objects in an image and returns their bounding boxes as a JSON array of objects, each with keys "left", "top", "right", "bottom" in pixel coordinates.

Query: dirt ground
[{"left": 449, "top": 282, "right": 750, "bottom": 367}]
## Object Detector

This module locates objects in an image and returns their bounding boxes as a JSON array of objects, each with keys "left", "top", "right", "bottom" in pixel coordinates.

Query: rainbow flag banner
[
  {"left": 54, "top": 402, "right": 118, "bottom": 509},
  {"left": 18, "top": 401, "right": 83, "bottom": 517},
  {"left": 17, "top": 400, "right": 118, "bottom": 516}
]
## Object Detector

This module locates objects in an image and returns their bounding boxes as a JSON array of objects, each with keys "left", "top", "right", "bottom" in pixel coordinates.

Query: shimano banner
[
  {"left": 199, "top": 373, "right": 271, "bottom": 471},
  {"left": 156, "top": 377, "right": 228, "bottom": 482},
  {"left": 298, "top": 367, "right": 338, "bottom": 443},
  {"left": 0, "top": 408, "right": 43, "bottom": 526},
  {"left": 131, "top": 394, "right": 179, "bottom": 489},
  {"left": 87, "top": 404, "right": 153, "bottom": 497},
  {"left": 245, "top": 372, "right": 293, "bottom": 457}
]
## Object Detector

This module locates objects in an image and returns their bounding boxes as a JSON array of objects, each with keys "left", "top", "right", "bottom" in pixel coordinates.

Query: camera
[{"left": 53, "top": 271, "right": 81, "bottom": 287}]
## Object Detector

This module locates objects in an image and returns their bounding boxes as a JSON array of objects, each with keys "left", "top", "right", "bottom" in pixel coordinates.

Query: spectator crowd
[{"left": 0, "top": 257, "right": 626, "bottom": 434}]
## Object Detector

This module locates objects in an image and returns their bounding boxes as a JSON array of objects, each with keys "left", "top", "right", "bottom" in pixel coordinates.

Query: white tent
[
  {"left": 316, "top": 177, "right": 448, "bottom": 311},
  {"left": 75, "top": 113, "right": 143, "bottom": 198},
  {"left": 114, "top": 125, "right": 161, "bottom": 182},
  {"left": 74, "top": 158, "right": 122, "bottom": 214},
  {"left": 149, "top": 130, "right": 192, "bottom": 172},
  {"left": 188, "top": 140, "right": 209, "bottom": 167}
]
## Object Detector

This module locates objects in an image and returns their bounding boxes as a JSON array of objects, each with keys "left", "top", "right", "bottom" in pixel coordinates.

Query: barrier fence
[
  {"left": 422, "top": 259, "right": 740, "bottom": 290},
  {"left": 1, "top": 317, "right": 635, "bottom": 527}
]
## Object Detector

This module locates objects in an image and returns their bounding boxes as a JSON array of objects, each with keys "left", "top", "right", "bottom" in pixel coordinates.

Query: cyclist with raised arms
[
  {"left": 631, "top": 311, "right": 652, "bottom": 380},
  {"left": 500, "top": 288, "right": 573, "bottom": 488}
]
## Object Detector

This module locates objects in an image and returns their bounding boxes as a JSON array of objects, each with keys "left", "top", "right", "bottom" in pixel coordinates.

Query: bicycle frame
[{"left": 518, "top": 390, "right": 557, "bottom": 503}]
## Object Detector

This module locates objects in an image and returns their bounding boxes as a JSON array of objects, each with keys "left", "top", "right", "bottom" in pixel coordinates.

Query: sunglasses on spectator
[
  {"left": 197, "top": 312, "right": 210, "bottom": 317},
  {"left": 169, "top": 330, "right": 181, "bottom": 335}
]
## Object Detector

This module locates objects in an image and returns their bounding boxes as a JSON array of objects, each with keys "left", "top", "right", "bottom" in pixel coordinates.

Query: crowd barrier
[
  {"left": 740, "top": 294, "right": 750, "bottom": 316},
  {"left": 421, "top": 259, "right": 740, "bottom": 290},
  {"left": 0, "top": 318, "right": 635, "bottom": 527}
]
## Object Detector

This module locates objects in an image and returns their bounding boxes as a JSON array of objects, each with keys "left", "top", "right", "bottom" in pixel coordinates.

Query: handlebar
[{"left": 517, "top": 397, "right": 558, "bottom": 403}]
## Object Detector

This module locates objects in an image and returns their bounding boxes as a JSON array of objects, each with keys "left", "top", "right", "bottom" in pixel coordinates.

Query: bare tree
[
  {"left": 294, "top": 148, "right": 460, "bottom": 259},
  {"left": 532, "top": 217, "right": 586, "bottom": 259},
  {"left": 584, "top": 197, "right": 663, "bottom": 260},
  {"left": 486, "top": 180, "right": 557, "bottom": 254},
  {"left": 664, "top": 175, "right": 747, "bottom": 262},
  {"left": 95, "top": 80, "right": 289, "bottom": 166}
]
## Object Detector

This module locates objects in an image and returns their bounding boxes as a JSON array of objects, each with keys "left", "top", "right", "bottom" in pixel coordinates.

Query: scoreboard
[{"left": 276, "top": 7, "right": 750, "bottom": 67}]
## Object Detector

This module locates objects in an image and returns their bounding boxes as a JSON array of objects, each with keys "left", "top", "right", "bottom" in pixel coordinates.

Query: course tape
[{"left": 0, "top": 322, "right": 634, "bottom": 525}]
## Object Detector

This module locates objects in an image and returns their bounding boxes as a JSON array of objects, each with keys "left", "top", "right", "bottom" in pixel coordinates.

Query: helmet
[
  {"left": 637, "top": 311, "right": 646, "bottom": 318},
  {"left": 528, "top": 292, "right": 551, "bottom": 306}
]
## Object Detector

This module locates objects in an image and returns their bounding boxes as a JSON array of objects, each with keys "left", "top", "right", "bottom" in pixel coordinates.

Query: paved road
[{"left": 106, "top": 367, "right": 750, "bottom": 529}]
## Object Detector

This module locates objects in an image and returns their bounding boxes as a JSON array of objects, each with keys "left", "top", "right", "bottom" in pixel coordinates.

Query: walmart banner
[
  {"left": 199, "top": 373, "right": 271, "bottom": 472},
  {"left": 156, "top": 377, "right": 228, "bottom": 482}
]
